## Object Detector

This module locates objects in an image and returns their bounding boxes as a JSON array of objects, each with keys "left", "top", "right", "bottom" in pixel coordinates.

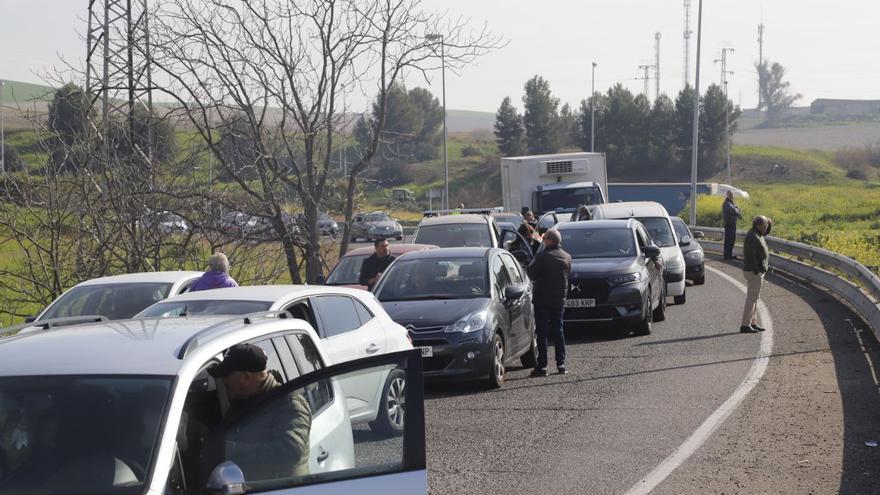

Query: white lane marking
[{"left": 623, "top": 265, "right": 774, "bottom": 495}]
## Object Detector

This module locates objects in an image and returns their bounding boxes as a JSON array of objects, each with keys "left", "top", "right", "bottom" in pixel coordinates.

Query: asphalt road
[{"left": 418, "top": 257, "right": 880, "bottom": 494}]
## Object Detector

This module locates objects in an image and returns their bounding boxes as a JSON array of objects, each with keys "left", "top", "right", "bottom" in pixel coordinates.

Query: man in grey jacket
[
  {"left": 526, "top": 229, "right": 572, "bottom": 376},
  {"left": 722, "top": 191, "right": 742, "bottom": 260}
]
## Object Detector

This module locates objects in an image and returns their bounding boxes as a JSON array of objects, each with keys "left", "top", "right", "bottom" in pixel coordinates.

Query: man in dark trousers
[
  {"left": 526, "top": 229, "right": 572, "bottom": 376},
  {"left": 722, "top": 190, "right": 743, "bottom": 260},
  {"left": 359, "top": 238, "right": 396, "bottom": 290}
]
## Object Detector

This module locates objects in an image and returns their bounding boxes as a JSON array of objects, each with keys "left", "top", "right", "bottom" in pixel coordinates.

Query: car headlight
[
  {"left": 446, "top": 310, "right": 489, "bottom": 333},
  {"left": 608, "top": 272, "right": 642, "bottom": 286},
  {"left": 684, "top": 250, "right": 704, "bottom": 262}
]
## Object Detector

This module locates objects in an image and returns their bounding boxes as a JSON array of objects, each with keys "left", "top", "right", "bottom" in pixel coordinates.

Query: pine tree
[
  {"left": 522, "top": 76, "right": 560, "bottom": 154},
  {"left": 493, "top": 96, "right": 525, "bottom": 156}
]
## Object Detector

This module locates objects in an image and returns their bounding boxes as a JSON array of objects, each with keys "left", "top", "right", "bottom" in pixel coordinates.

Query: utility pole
[
  {"left": 654, "top": 32, "right": 661, "bottom": 100},
  {"left": 426, "top": 33, "right": 448, "bottom": 210},
  {"left": 637, "top": 64, "right": 653, "bottom": 98},
  {"left": 689, "top": 0, "right": 703, "bottom": 226},
  {"left": 0, "top": 80, "right": 5, "bottom": 174},
  {"left": 591, "top": 62, "right": 597, "bottom": 152},
  {"left": 757, "top": 22, "right": 765, "bottom": 109},
  {"left": 715, "top": 46, "right": 735, "bottom": 186},
  {"left": 683, "top": 0, "right": 692, "bottom": 88}
]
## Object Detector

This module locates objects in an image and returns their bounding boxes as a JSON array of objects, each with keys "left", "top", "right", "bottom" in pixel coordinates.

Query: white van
[{"left": 589, "top": 201, "right": 687, "bottom": 304}]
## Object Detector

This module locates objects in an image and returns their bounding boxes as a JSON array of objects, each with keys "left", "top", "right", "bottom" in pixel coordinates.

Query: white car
[
  {"left": 29, "top": 271, "right": 204, "bottom": 323},
  {"left": 589, "top": 201, "right": 688, "bottom": 304},
  {"left": 0, "top": 314, "right": 426, "bottom": 494},
  {"left": 136, "top": 285, "right": 413, "bottom": 436}
]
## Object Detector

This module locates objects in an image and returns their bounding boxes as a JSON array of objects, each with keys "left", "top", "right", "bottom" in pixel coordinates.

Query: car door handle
[
  {"left": 317, "top": 447, "right": 329, "bottom": 463},
  {"left": 366, "top": 343, "right": 382, "bottom": 354}
]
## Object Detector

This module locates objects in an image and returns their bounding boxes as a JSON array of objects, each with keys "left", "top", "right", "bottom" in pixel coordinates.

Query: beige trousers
[{"left": 741, "top": 270, "right": 765, "bottom": 327}]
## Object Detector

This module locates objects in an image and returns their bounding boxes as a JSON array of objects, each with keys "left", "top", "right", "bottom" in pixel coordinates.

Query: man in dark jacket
[
  {"left": 722, "top": 191, "right": 743, "bottom": 260},
  {"left": 526, "top": 229, "right": 572, "bottom": 376},
  {"left": 359, "top": 239, "right": 396, "bottom": 290},
  {"left": 740, "top": 215, "right": 772, "bottom": 333},
  {"left": 209, "top": 344, "right": 311, "bottom": 480}
]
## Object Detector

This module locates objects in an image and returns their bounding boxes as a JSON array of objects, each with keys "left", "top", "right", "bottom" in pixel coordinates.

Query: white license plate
[
  {"left": 565, "top": 298, "right": 596, "bottom": 308},
  {"left": 418, "top": 346, "right": 434, "bottom": 357}
]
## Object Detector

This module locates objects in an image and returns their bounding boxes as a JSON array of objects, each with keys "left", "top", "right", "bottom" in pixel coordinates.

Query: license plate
[
  {"left": 565, "top": 298, "right": 596, "bottom": 308},
  {"left": 418, "top": 346, "right": 434, "bottom": 357}
]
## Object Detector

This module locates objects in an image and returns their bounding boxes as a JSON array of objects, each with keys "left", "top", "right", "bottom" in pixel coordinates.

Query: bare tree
[
  {"left": 147, "top": 0, "right": 501, "bottom": 282},
  {"left": 756, "top": 60, "right": 802, "bottom": 123}
]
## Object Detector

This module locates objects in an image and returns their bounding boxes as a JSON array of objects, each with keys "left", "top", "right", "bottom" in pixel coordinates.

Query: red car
[{"left": 324, "top": 243, "right": 438, "bottom": 290}]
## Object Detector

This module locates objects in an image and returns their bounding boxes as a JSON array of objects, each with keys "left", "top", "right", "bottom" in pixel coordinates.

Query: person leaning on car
[
  {"left": 209, "top": 344, "right": 312, "bottom": 480},
  {"left": 526, "top": 229, "right": 572, "bottom": 376},
  {"left": 359, "top": 238, "right": 396, "bottom": 290},
  {"left": 740, "top": 215, "right": 772, "bottom": 334}
]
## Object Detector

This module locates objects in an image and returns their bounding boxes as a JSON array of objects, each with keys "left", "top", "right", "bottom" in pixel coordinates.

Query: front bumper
[
  {"left": 563, "top": 278, "right": 646, "bottom": 325},
  {"left": 408, "top": 327, "right": 494, "bottom": 380},
  {"left": 685, "top": 260, "right": 704, "bottom": 280}
]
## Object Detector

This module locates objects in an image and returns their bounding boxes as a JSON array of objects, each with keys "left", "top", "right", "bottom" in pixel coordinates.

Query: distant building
[{"left": 810, "top": 99, "right": 880, "bottom": 115}]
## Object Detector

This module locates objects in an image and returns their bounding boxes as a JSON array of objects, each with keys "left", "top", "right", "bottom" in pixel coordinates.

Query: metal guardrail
[{"left": 697, "top": 226, "right": 880, "bottom": 340}]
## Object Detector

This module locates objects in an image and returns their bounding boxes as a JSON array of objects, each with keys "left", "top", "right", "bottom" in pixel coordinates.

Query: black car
[
  {"left": 557, "top": 219, "right": 666, "bottom": 336},
  {"left": 351, "top": 211, "right": 403, "bottom": 241},
  {"left": 670, "top": 216, "right": 706, "bottom": 285},
  {"left": 374, "top": 247, "right": 537, "bottom": 388}
]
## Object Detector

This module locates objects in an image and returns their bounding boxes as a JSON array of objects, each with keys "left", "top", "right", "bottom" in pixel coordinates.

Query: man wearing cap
[{"left": 209, "top": 344, "right": 311, "bottom": 480}]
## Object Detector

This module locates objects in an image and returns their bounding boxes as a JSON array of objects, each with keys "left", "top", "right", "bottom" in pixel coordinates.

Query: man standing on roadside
[
  {"left": 740, "top": 215, "right": 772, "bottom": 334},
  {"left": 722, "top": 191, "right": 743, "bottom": 260},
  {"left": 359, "top": 238, "right": 396, "bottom": 291},
  {"left": 526, "top": 229, "right": 572, "bottom": 376}
]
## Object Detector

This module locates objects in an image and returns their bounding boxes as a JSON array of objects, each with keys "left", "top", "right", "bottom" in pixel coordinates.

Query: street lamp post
[
  {"left": 0, "top": 80, "right": 5, "bottom": 174},
  {"left": 688, "top": 0, "right": 704, "bottom": 226},
  {"left": 426, "top": 33, "right": 448, "bottom": 210},
  {"left": 590, "top": 62, "right": 597, "bottom": 152}
]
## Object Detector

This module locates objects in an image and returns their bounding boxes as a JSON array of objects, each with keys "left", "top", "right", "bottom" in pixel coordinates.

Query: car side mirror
[
  {"left": 692, "top": 230, "right": 705, "bottom": 239},
  {"left": 679, "top": 235, "right": 692, "bottom": 247},
  {"left": 643, "top": 245, "right": 661, "bottom": 260},
  {"left": 504, "top": 285, "right": 525, "bottom": 301},
  {"left": 206, "top": 461, "right": 245, "bottom": 495},
  {"left": 24, "top": 315, "right": 36, "bottom": 323}
]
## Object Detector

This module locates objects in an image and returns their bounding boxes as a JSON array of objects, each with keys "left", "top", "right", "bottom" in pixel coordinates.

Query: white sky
[{"left": 1, "top": 0, "right": 878, "bottom": 113}]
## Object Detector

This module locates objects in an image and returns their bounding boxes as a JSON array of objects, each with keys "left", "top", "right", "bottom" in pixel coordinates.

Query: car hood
[
  {"left": 380, "top": 298, "right": 489, "bottom": 328},
  {"left": 366, "top": 220, "right": 400, "bottom": 229},
  {"left": 569, "top": 257, "right": 638, "bottom": 278}
]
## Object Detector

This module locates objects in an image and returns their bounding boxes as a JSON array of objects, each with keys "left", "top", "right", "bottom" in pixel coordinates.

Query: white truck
[{"left": 500, "top": 152, "right": 608, "bottom": 214}]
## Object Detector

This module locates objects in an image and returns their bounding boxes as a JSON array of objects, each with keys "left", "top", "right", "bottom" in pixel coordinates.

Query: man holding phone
[{"left": 740, "top": 215, "right": 772, "bottom": 333}]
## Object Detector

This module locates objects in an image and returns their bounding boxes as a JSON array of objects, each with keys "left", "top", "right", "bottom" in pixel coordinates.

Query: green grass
[
  {"left": 1, "top": 79, "right": 55, "bottom": 103},
  {"left": 729, "top": 145, "right": 845, "bottom": 183}
]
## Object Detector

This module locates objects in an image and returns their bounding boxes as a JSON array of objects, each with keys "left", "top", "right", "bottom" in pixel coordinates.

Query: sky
[{"left": 1, "top": 0, "right": 878, "bottom": 113}]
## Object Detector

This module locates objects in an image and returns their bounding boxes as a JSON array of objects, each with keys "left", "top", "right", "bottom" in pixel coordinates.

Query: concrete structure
[{"left": 810, "top": 99, "right": 880, "bottom": 115}]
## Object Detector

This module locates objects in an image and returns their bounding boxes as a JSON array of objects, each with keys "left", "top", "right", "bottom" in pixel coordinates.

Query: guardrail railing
[{"left": 696, "top": 226, "right": 880, "bottom": 340}]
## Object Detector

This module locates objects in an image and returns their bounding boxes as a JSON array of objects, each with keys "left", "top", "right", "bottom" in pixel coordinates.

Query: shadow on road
[{"left": 634, "top": 332, "right": 743, "bottom": 346}]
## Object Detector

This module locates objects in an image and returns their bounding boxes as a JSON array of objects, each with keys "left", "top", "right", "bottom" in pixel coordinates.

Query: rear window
[
  {"left": 561, "top": 228, "right": 637, "bottom": 259},
  {"left": 135, "top": 299, "right": 273, "bottom": 318},
  {"left": 414, "top": 224, "right": 492, "bottom": 248}
]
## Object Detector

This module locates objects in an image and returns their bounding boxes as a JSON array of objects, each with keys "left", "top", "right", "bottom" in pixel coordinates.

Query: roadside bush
[{"left": 461, "top": 144, "right": 481, "bottom": 157}]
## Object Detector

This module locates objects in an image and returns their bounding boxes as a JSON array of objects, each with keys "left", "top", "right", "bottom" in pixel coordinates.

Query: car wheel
[
  {"left": 653, "top": 282, "right": 667, "bottom": 322},
  {"left": 634, "top": 289, "right": 653, "bottom": 336},
  {"left": 519, "top": 331, "right": 538, "bottom": 368},
  {"left": 694, "top": 275, "right": 705, "bottom": 285},
  {"left": 396, "top": 236, "right": 403, "bottom": 241},
  {"left": 487, "top": 333, "right": 505, "bottom": 389},
  {"left": 368, "top": 368, "right": 406, "bottom": 437},
  {"left": 674, "top": 289, "right": 687, "bottom": 305}
]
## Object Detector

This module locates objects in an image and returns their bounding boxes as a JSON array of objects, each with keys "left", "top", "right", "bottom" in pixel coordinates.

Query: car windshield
[
  {"left": 535, "top": 186, "right": 603, "bottom": 212},
  {"left": 39, "top": 283, "right": 173, "bottom": 321},
  {"left": 0, "top": 375, "right": 172, "bottom": 495},
  {"left": 375, "top": 258, "right": 489, "bottom": 301},
  {"left": 670, "top": 218, "right": 691, "bottom": 240},
  {"left": 637, "top": 217, "right": 676, "bottom": 247},
  {"left": 493, "top": 213, "right": 521, "bottom": 223},
  {"left": 136, "top": 299, "right": 273, "bottom": 318},
  {"left": 365, "top": 213, "right": 391, "bottom": 222},
  {"left": 326, "top": 255, "right": 368, "bottom": 285},
  {"left": 562, "top": 228, "right": 637, "bottom": 259},
  {"left": 414, "top": 224, "right": 492, "bottom": 248}
]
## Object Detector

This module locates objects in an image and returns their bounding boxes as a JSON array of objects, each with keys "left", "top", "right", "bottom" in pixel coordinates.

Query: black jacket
[
  {"left": 359, "top": 253, "right": 396, "bottom": 289},
  {"left": 527, "top": 245, "right": 571, "bottom": 309},
  {"left": 722, "top": 199, "right": 742, "bottom": 227},
  {"left": 742, "top": 228, "right": 769, "bottom": 274}
]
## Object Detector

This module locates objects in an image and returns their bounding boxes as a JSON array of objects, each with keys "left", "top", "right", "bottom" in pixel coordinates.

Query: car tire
[
  {"left": 487, "top": 333, "right": 505, "bottom": 389},
  {"left": 674, "top": 289, "right": 687, "bottom": 305},
  {"left": 519, "top": 331, "right": 538, "bottom": 368},
  {"left": 653, "top": 283, "right": 667, "bottom": 322},
  {"left": 396, "top": 236, "right": 403, "bottom": 241},
  {"left": 634, "top": 289, "right": 653, "bottom": 336},
  {"left": 369, "top": 368, "right": 406, "bottom": 437},
  {"left": 694, "top": 275, "right": 705, "bottom": 285}
]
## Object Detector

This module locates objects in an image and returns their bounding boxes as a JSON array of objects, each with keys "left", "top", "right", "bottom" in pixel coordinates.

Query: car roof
[
  {"left": 342, "top": 244, "right": 438, "bottom": 257},
  {"left": 393, "top": 247, "right": 494, "bottom": 260},
  {"left": 75, "top": 271, "right": 204, "bottom": 287},
  {"left": 155, "top": 284, "right": 370, "bottom": 304},
  {"left": 557, "top": 219, "right": 635, "bottom": 230},
  {"left": 0, "top": 316, "right": 312, "bottom": 376},
  {"left": 418, "top": 214, "right": 490, "bottom": 226},
  {"left": 595, "top": 201, "right": 670, "bottom": 218}
]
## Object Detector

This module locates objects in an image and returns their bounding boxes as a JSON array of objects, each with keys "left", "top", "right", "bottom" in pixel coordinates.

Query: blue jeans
[{"left": 534, "top": 305, "right": 566, "bottom": 369}]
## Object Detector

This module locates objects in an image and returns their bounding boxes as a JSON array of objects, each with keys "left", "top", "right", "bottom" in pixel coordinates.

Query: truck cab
[
  {"left": 533, "top": 181, "right": 606, "bottom": 214},
  {"left": 501, "top": 152, "right": 608, "bottom": 215}
]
